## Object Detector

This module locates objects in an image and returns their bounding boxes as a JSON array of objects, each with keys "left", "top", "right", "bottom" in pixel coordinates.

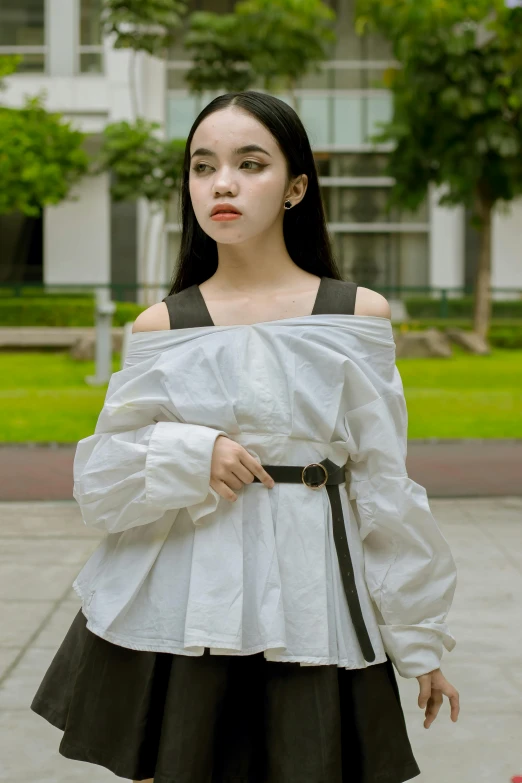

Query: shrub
[
  {"left": 0, "top": 298, "right": 145, "bottom": 327},
  {"left": 404, "top": 296, "right": 522, "bottom": 320}
]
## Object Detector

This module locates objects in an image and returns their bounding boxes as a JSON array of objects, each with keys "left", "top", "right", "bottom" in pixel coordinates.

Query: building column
[
  {"left": 47, "top": 0, "right": 79, "bottom": 77},
  {"left": 44, "top": 172, "right": 111, "bottom": 286}
]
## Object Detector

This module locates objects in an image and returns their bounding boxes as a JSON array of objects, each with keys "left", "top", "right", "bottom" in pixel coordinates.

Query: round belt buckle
[{"left": 301, "top": 462, "right": 329, "bottom": 490}]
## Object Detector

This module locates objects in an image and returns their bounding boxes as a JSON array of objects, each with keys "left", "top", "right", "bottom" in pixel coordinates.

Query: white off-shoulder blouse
[{"left": 72, "top": 313, "right": 458, "bottom": 679}]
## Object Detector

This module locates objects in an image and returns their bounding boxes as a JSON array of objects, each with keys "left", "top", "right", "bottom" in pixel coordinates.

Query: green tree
[
  {"left": 0, "top": 55, "right": 20, "bottom": 89},
  {"left": 184, "top": 0, "right": 336, "bottom": 110},
  {"left": 356, "top": 0, "right": 522, "bottom": 342},
  {"left": 102, "top": 0, "right": 188, "bottom": 118},
  {"left": 0, "top": 95, "right": 89, "bottom": 217},
  {"left": 96, "top": 119, "right": 185, "bottom": 302},
  {"left": 0, "top": 87, "right": 89, "bottom": 283}
]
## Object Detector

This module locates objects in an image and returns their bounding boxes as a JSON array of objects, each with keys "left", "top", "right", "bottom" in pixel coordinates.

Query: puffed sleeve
[
  {"left": 72, "top": 358, "right": 228, "bottom": 534},
  {"left": 344, "top": 357, "right": 458, "bottom": 679}
]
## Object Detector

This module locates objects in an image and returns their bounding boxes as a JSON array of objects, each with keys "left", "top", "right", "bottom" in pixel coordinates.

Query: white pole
[
  {"left": 85, "top": 287, "right": 116, "bottom": 386},
  {"left": 120, "top": 320, "right": 135, "bottom": 369}
]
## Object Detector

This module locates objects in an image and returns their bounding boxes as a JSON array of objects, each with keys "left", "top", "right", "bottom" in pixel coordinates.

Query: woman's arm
[
  {"left": 72, "top": 304, "right": 228, "bottom": 534},
  {"left": 73, "top": 422, "right": 228, "bottom": 534},
  {"left": 344, "top": 331, "right": 458, "bottom": 680}
]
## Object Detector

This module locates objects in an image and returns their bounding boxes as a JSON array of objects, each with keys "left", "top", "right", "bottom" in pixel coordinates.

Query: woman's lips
[{"left": 210, "top": 212, "right": 242, "bottom": 221}]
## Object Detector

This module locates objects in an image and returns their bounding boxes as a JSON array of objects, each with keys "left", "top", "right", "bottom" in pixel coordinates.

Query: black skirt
[{"left": 31, "top": 609, "right": 421, "bottom": 783}]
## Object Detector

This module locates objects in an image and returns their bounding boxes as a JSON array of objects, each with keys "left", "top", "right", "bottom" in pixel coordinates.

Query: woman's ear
[{"left": 285, "top": 173, "right": 308, "bottom": 205}]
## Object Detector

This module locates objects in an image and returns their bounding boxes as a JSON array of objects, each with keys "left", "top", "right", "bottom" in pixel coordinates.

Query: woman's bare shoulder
[
  {"left": 132, "top": 302, "right": 171, "bottom": 333},
  {"left": 354, "top": 286, "right": 392, "bottom": 319}
]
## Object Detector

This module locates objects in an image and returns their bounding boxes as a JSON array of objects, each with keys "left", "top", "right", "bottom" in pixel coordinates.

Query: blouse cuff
[
  {"left": 145, "top": 422, "right": 227, "bottom": 524},
  {"left": 378, "top": 622, "right": 457, "bottom": 678}
]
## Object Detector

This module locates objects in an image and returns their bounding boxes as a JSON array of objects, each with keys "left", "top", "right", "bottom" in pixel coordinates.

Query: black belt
[{"left": 252, "top": 457, "right": 376, "bottom": 663}]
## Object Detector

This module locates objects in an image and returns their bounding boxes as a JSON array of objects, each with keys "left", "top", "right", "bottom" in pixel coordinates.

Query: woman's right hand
[{"left": 210, "top": 435, "right": 275, "bottom": 502}]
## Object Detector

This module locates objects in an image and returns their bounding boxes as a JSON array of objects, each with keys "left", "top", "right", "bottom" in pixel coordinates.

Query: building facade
[{"left": 0, "top": 0, "right": 520, "bottom": 297}]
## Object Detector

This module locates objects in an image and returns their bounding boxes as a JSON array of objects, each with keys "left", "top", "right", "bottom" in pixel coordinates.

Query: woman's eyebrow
[{"left": 190, "top": 144, "right": 272, "bottom": 159}]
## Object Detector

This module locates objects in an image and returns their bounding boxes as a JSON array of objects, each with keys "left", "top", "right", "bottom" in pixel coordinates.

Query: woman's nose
[{"left": 212, "top": 168, "right": 238, "bottom": 193}]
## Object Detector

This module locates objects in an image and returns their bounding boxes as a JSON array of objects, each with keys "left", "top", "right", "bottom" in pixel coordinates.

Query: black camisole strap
[
  {"left": 163, "top": 277, "right": 358, "bottom": 330},
  {"left": 162, "top": 285, "right": 214, "bottom": 330},
  {"left": 311, "top": 278, "right": 358, "bottom": 317}
]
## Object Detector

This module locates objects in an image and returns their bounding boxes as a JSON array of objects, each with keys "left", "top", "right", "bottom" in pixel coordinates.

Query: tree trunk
[
  {"left": 12, "top": 214, "right": 37, "bottom": 283},
  {"left": 473, "top": 195, "right": 493, "bottom": 341}
]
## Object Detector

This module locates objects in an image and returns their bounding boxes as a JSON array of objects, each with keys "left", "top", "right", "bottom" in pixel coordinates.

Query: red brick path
[{"left": 1, "top": 441, "right": 520, "bottom": 501}]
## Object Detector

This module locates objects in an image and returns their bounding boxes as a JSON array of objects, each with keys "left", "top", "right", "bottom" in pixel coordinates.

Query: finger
[
  {"left": 215, "top": 457, "right": 250, "bottom": 491},
  {"left": 418, "top": 677, "right": 432, "bottom": 709},
  {"left": 447, "top": 689, "right": 460, "bottom": 722},
  {"left": 231, "top": 462, "right": 260, "bottom": 486},
  {"left": 222, "top": 472, "right": 245, "bottom": 491},
  {"left": 241, "top": 453, "right": 275, "bottom": 488},
  {"left": 210, "top": 478, "right": 238, "bottom": 503},
  {"left": 424, "top": 692, "right": 443, "bottom": 728}
]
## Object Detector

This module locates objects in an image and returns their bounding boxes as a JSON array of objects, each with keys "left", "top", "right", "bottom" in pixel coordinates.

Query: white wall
[
  {"left": 429, "top": 185, "right": 465, "bottom": 292},
  {"left": 492, "top": 197, "right": 522, "bottom": 293},
  {"left": 44, "top": 173, "right": 110, "bottom": 285}
]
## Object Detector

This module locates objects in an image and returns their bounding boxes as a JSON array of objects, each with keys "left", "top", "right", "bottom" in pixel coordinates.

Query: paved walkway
[
  {"left": 0, "top": 497, "right": 521, "bottom": 782},
  {"left": 0, "top": 327, "right": 124, "bottom": 349},
  {"left": 2, "top": 440, "right": 521, "bottom": 501}
]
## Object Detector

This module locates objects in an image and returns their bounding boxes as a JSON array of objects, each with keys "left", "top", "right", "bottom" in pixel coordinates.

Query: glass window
[
  {"left": 299, "top": 97, "right": 331, "bottom": 146},
  {"left": 367, "top": 94, "right": 393, "bottom": 138},
  {"left": 332, "top": 232, "right": 429, "bottom": 289},
  {"left": 79, "top": 0, "right": 103, "bottom": 73},
  {"left": 167, "top": 94, "right": 202, "bottom": 138},
  {"left": 0, "top": 0, "right": 45, "bottom": 72},
  {"left": 332, "top": 95, "right": 393, "bottom": 145},
  {"left": 333, "top": 96, "right": 364, "bottom": 146},
  {"left": 321, "top": 187, "right": 429, "bottom": 224},
  {"left": 314, "top": 153, "right": 391, "bottom": 177}
]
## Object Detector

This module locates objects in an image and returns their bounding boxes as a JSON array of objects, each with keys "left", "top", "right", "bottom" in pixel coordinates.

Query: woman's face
[{"left": 188, "top": 105, "right": 306, "bottom": 245}]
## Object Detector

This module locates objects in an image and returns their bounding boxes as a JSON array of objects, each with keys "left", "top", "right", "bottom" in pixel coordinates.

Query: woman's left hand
[{"left": 416, "top": 667, "right": 460, "bottom": 729}]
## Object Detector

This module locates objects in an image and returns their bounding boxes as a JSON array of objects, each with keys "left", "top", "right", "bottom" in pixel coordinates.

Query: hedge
[
  {"left": 0, "top": 298, "right": 144, "bottom": 327},
  {"left": 396, "top": 319, "right": 522, "bottom": 349},
  {"left": 404, "top": 295, "right": 522, "bottom": 319},
  {"left": 1, "top": 298, "right": 522, "bottom": 348}
]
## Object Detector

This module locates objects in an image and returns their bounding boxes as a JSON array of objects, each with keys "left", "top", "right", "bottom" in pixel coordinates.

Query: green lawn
[
  {"left": 397, "top": 347, "right": 521, "bottom": 438},
  {"left": 0, "top": 348, "right": 520, "bottom": 442},
  {"left": 0, "top": 352, "right": 122, "bottom": 442}
]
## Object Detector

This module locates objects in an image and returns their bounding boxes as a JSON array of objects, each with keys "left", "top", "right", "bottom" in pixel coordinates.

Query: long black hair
[{"left": 166, "top": 91, "right": 342, "bottom": 294}]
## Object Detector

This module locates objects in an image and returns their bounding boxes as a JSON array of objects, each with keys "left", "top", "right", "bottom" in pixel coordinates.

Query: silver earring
[{"left": 284, "top": 200, "right": 292, "bottom": 209}]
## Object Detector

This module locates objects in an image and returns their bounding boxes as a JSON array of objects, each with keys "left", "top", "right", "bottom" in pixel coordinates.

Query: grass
[
  {"left": 0, "top": 352, "right": 122, "bottom": 442},
  {"left": 396, "top": 346, "right": 522, "bottom": 438},
  {"left": 0, "top": 347, "right": 520, "bottom": 442}
]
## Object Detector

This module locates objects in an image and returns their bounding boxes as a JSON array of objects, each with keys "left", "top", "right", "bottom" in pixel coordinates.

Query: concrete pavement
[{"left": 0, "top": 497, "right": 521, "bottom": 782}]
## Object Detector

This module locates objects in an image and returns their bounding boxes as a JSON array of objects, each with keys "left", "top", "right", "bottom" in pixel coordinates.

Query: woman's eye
[{"left": 191, "top": 160, "right": 263, "bottom": 174}]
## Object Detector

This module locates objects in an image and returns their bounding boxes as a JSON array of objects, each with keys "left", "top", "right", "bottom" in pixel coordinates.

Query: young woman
[{"left": 31, "top": 91, "right": 460, "bottom": 783}]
